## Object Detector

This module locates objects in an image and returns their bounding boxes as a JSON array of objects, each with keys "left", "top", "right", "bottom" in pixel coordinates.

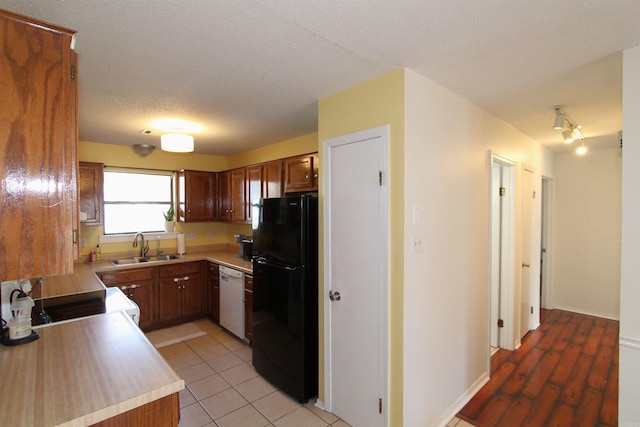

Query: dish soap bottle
[{"left": 96, "top": 244, "right": 102, "bottom": 261}]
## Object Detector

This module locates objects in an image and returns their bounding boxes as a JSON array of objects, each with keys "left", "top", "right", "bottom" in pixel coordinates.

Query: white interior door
[
  {"left": 520, "top": 169, "right": 534, "bottom": 337},
  {"left": 324, "top": 126, "right": 388, "bottom": 427}
]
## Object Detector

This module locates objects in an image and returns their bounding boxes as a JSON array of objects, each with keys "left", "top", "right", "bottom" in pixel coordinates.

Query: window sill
[{"left": 99, "top": 232, "right": 180, "bottom": 244}]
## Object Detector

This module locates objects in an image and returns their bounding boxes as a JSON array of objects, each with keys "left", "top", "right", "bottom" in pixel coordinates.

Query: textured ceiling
[{"left": 2, "top": 0, "right": 639, "bottom": 155}]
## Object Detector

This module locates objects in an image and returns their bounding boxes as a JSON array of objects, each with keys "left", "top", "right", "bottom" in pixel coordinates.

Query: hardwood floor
[{"left": 458, "top": 309, "right": 618, "bottom": 427}]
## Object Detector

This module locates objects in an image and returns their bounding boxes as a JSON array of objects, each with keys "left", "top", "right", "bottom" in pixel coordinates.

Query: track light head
[
  {"left": 562, "top": 129, "right": 574, "bottom": 144},
  {"left": 553, "top": 105, "right": 566, "bottom": 129}
]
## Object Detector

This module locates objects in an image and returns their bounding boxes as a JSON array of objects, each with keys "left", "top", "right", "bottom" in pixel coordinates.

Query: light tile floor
[{"left": 150, "top": 319, "right": 351, "bottom": 427}]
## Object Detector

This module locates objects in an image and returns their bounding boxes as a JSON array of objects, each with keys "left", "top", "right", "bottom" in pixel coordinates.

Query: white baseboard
[
  {"left": 432, "top": 372, "right": 490, "bottom": 427},
  {"left": 553, "top": 305, "right": 620, "bottom": 321}
]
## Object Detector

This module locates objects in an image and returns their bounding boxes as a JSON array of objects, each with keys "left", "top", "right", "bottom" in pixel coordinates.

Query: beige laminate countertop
[
  {"left": 39, "top": 247, "right": 253, "bottom": 301},
  {"left": 0, "top": 311, "right": 184, "bottom": 427}
]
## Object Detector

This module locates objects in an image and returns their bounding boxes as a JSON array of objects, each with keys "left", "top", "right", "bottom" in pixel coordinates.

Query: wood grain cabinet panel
[
  {"left": 79, "top": 162, "right": 104, "bottom": 225},
  {"left": 207, "top": 262, "right": 220, "bottom": 322},
  {"left": 283, "top": 153, "right": 318, "bottom": 193},
  {"left": 100, "top": 268, "right": 156, "bottom": 330},
  {"left": 244, "top": 274, "right": 253, "bottom": 341},
  {"left": 0, "top": 10, "right": 78, "bottom": 281},
  {"left": 177, "top": 170, "right": 217, "bottom": 222},
  {"left": 158, "top": 262, "right": 205, "bottom": 325}
]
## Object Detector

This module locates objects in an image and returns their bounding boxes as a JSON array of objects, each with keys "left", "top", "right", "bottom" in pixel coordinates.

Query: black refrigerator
[{"left": 251, "top": 194, "right": 318, "bottom": 403}]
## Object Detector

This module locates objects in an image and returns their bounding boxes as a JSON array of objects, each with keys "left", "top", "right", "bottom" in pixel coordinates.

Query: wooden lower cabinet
[
  {"left": 100, "top": 268, "right": 156, "bottom": 330},
  {"left": 158, "top": 262, "right": 205, "bottom": 325},
  {"left": 244, "top": 275, "right": 253, "bottom": 341},
  {"left": 90, "top": 392, "right": 179, "bottom": 427},
  {"left": 207, "top": 262, "right": 220, "bottom": 322}
]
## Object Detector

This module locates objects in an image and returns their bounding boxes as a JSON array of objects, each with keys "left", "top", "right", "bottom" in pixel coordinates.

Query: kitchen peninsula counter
[{"left": 0, "top": 311, "right": 184, "bottom": 426}]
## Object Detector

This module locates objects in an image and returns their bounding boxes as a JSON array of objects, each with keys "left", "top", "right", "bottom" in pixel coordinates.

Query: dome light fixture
[
  {"left": 132, "top": 144, "right": 155, "bottom": 158},
  {"left": 161, "top": 133, "right": 194, "bottom": 153}
]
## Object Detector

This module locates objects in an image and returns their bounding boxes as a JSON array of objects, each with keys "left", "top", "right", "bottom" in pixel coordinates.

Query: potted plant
[{"left": 163, "top": 205, "right": 175, "bottom": 232}]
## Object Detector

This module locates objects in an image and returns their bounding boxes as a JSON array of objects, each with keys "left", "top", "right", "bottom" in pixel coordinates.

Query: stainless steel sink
[{"left": 112, "top": 254, "right": 185, "bottom": 266}]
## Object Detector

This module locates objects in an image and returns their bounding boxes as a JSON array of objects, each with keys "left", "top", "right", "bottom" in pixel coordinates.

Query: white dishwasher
[{"left": 219, "top": 265, "right": 245, "bottom": 339}]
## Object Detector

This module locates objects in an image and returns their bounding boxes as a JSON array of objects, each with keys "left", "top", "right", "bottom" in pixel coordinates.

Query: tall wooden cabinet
[
  {"left": 177, "top": 170, "right": 217, "bottom": 222},
  {"left": 0, "top": 10, "right": 78, "bottom": 281},
  {"left": 218, "top": 168, "right": 246, "bottom": 222},
  {"left": 79, "top": 162, "right": 104, "bottom": 225}
]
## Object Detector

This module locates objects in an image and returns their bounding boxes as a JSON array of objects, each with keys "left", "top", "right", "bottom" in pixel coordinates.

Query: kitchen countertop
[
  {"left": 0, "top": 311, "right": 184, "bottom": 426},
  {"left": 0, "top": 246, "right": 252, "bottom": 426},
  {"left": 38, "top": 247, "right": 253, "bottom": 302}
]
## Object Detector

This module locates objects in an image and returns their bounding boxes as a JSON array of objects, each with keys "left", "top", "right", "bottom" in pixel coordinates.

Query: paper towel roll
[{"left": 177, "top": 233, "right": 186, "bottom": 255}]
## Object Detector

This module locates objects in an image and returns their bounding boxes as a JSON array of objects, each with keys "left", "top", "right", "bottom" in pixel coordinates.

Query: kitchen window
[{"left": 103, "top": 168, "right": 174, "bottom": 234}]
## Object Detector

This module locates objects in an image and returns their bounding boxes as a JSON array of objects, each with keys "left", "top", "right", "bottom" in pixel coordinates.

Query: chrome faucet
[{"left": 132, "top": 232, "right": 148, "bottom": 257}]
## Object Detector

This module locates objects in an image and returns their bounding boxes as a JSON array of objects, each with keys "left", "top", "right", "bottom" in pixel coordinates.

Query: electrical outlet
[
  {"left": 80, "top": 238, "right": 87, "bottom": 248},
  {"left": 206, "top": 231, "right": 213, "bottom": 239},
  {"left": 187, "top": 232, "right": 195, "bottom": 241},
  {"left": 411, "top": 235, "right": 423, "bottom": 253}
]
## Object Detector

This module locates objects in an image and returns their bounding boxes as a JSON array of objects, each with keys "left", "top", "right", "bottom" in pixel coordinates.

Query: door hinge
[
  {"left": 70, "top": 64, "right": 76, "bottom": 81},
  {"left": 379, "top": 398, "right": 382, "bottom": 414},
  {"left": 498, "top": 319, "right": 504, "bottom": 328},
  {"left": 378, "top": 171, "right": 383, "bottom": 186},
  {"left": 499, "top": 187, "right": 505, "bottom": 196},
  {"left": 531, "top": 306, "right": 534, "bottom": 314},
  {"left": 532, "top": 190, "right": 536, "bottom": 199}
]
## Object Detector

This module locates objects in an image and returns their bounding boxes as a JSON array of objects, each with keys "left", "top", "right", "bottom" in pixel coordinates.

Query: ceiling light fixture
[
  {"left": 553, "top": 105, "right": 566, "bottom": 129},
  {"left": 576, "top": 142, "right": 587, "bottom": 155},
  {"left": 161, "top": 133, "right": 194, "bottom": 153},
  {"left": 553, "top": 105, "right": 586, "bottom": 153},
  {"left": 132, "top": 144, "right": 155, "bottom": 157}
]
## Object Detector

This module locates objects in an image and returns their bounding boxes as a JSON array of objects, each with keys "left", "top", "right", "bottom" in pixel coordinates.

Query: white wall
[
  {"left": 552, "top": 147, "right": 621, "bottom": 319},
  {"left": 619, "top": 45, "right": 640, "bottom": 425},
  {"left": 402, "top": 69, "right": 551, "bottom": 426}
]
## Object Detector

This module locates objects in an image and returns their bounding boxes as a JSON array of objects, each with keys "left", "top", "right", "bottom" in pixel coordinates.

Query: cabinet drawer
[
  {"left": 159, "top": 262, "right": 202, "bottom": 278},
  {"left": 245, "top": 275, "right": 253, "bottom": 291},
  {"left": 100, "top": 268, "right": 153, "bottom": 285}
]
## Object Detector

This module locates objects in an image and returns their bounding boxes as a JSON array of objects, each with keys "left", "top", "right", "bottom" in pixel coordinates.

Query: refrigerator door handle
[{"left": 255, "top": 258, "right": 299, "bottom": 271}]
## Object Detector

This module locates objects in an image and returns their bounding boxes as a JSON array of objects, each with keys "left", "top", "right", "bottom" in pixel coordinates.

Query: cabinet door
[
  {"left": 158, "top": 276, "right": 181, "bottom": 323},
  {"left": 182, "top": 273, "right": 204, "bottom": 318},
  {"left": 284, "top": 154, "right": 317, "bottom": 193},
  {"left": 245, "top": 165, "right": 262, "bottom": 223},
  {"left": 179, "top": 170, "right": 216, "bottom": 222},
  {"left": 0, "top": 12, "right": 77, "bottom": 281},
  {"left": 79, "top": 162, "right": 104, "bottom": 225},
  {"left": 244, "top": 275, "right": 253, "bottom": 341},
  {"left": 101, "top": 268, "right": 156, "bottom": 330},
  {"left": 207, "top": 263, "right": 220, "bottom": 321},
  {"left": 218, "top": 171, "right": 231, "bottom": 221},
  {"left": 230, "top": 168, "right": 246, "bottom": 222},
  {"left": 127, "top": 280, "right": 154, "bottom": 330},
  {"left": 262, "top": 160, "right": 283, "bottom": 199}
]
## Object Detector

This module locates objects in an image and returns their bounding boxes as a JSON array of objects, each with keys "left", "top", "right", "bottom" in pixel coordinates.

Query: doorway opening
[{"left": 490, "top": 153, "right": 516, "bottom": 352}]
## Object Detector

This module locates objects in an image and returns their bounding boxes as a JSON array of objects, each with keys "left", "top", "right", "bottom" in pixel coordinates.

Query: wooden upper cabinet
[
  {"left": 218, "top": 169, "right": 246, "bottom": 222},
  {"left": 0, "top": 10, "right": 78, "bottom": 281},
  {"left": 262, "top": 160, "right": 283, "bottom": 199},
  {"left": 245, "top": 165, "right": 262, "bottom": 222},
  {"left": 177, "top": 170, "right": 217, "bottom": 222},
  {"left": 79, "top": 162, "right": 104, "bottom": 225},
  {"left": 284, "top": 153, "right": 318, "bottom": 193}
]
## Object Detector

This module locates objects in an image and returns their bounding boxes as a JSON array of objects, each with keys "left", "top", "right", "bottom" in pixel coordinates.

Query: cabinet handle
[
  {"left": 129, "top": 284, "right": 139, "bottom": 289},
  {"left": 121, "top": 285, "right": 129, "bottom": 290}
]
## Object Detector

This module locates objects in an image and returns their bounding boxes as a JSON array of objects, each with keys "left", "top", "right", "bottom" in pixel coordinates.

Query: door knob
[
  {"left": 329, "top": 290, "right": 341, "bottom": 301},
  {"left": 522, "top": 263, "right": 530, "bottom": 268}
]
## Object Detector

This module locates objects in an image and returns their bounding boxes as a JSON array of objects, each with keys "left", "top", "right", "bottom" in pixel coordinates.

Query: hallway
[{"left": 457, "top": 309, "right": 618, "bottom": 427}]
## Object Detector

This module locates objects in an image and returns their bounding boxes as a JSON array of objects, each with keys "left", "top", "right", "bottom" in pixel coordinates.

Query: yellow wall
[
  {"left": 317, "top": 69, "right": 405, "bottom": 425},
  {"left": 78, "top": 137, "right": 317, "bottom": 256},
  {"left": 226, "top": 133, "right": 318, "bottom": 170}
]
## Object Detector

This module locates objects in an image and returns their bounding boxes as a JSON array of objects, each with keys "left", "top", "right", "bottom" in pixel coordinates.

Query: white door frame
[
  {"left": 488, "top": 151, "right": 517, "bottom": 352},
  {"left": 322, "top": 125, "right": 389, "bottom": 425},
  {"left": 540, "top": 176, "right": 554, "bottom": 310}
]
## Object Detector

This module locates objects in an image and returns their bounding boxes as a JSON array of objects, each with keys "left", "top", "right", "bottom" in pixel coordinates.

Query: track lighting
[
  {"left": 553, "top": 106, "right": 566, "bottom": 130},
  {"left": 553, "top": 105, "right": 586, "bottom": 153}
]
